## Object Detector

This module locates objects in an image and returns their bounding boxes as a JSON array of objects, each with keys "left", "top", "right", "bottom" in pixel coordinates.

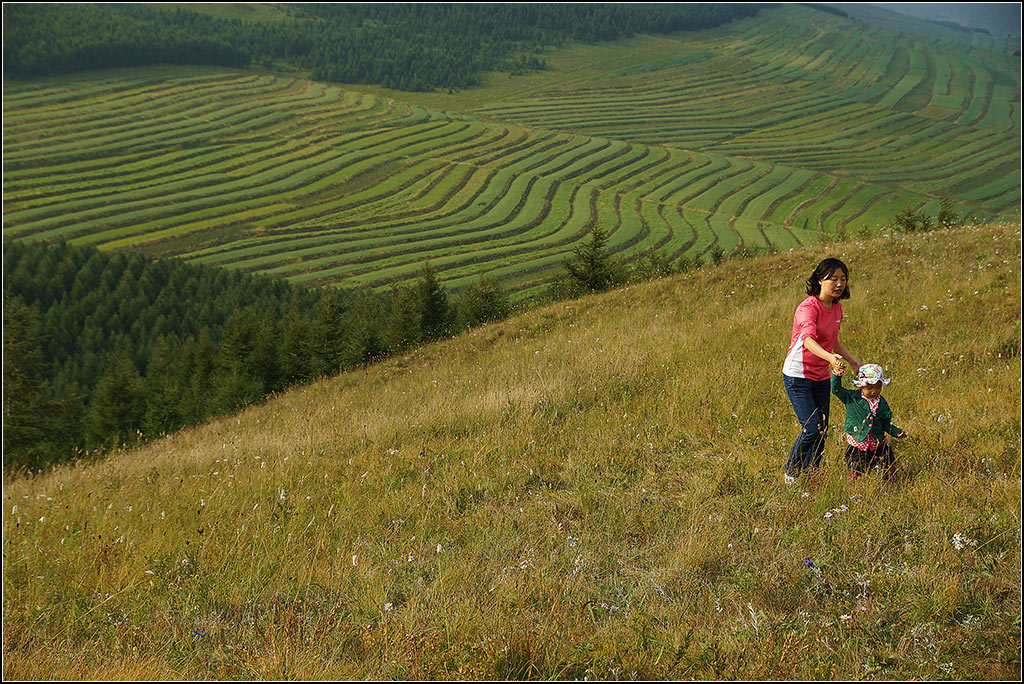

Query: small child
[{"left": 831, "top": 363, "right": 908, "bottom": 482}]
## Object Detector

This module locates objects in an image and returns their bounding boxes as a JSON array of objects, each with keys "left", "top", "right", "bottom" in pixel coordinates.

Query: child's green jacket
[{"left": 831, "top": 374, "right": 903, "bottom": 443}]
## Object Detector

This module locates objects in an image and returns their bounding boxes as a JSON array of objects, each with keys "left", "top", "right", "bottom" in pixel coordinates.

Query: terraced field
[
  {"left": 3, "top": 5, "right": 1020, "bottom": 297},
  {"left": 476, "top": 7, "right": 1020, "bottom": 212}
]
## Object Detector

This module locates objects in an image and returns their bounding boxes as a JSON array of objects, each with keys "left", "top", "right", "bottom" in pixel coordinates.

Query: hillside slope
[
  {"left": 4, "top": 5, "right": 1019, "bottom": 296},
  {"left": 3, "top": 222, "right": 1021, "bottom": 679}
]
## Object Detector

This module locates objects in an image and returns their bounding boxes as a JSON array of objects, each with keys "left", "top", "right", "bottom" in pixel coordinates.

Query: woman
[{"left": 782, "top": 257, "right": 861, "bottom": 484}]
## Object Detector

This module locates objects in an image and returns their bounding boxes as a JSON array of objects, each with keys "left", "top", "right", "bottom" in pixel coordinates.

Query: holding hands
[{"left": 830, "top": 354, "right": 847, "bottom": 376}]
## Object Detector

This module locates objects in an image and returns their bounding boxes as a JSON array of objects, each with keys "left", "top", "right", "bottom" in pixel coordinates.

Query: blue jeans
[{"left": 784, "top": 375, "right": 831, "bottom": 475}]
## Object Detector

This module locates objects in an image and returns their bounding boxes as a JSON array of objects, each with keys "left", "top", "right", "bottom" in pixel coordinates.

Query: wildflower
[
  {"left": 383, "top": 602, "right": 393, "bottom": 612},
  {"left": 802, "top": 557, "right": 814, "bottom": 568},
  {"left": 840, "top": 614, "right": 851, "bottom": 622},
  {"left": 952, "top": 532, "right": 977, "bottom": 550},
  {"left": 192, "top": 630, "right": 206, "bottom": 638},
  {"left": 407, "top": 554, "right": 414, "bottom": 562}
]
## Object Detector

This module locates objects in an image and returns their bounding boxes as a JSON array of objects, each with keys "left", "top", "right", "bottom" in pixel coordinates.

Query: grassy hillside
[
  {"left": 3, "top": 221, "right": 1020, "bottom": 680},
  {"left": 3, "top": 5, "right": 1019, "bottom": 297}
]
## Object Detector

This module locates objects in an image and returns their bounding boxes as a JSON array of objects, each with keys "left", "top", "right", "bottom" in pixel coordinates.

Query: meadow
[
  {"left": 2, "top": 5, "right": 1019, "bottom": 298},
  {"left": 3, "top": 222, "right": 1020, "bottom": 679}
]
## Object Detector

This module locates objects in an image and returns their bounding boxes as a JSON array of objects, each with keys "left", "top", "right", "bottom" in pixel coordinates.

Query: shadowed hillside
[{"left": 3, "top": 222, "right": 1020, "bottom": 679}]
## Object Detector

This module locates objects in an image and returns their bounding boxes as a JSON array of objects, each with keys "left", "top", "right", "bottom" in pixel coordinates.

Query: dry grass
[{"left": 4, "top": 222, "right": 1021, "bottom": 679}]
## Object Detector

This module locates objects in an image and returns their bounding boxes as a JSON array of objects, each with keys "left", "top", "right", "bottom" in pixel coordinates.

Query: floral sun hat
[{"left": 853, "top": 363, "right": 890, "bottom": 387}]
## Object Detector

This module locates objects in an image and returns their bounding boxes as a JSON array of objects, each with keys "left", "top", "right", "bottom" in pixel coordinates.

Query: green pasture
[
  {"left": 213, "top": 158, "right": 575, "bottom": 276},
  {"left": 2, "top": 3, "right": 1019, "bottom": 294}
]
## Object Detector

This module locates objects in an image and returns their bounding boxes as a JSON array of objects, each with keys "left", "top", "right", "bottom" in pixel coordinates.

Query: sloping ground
[{"left": 4, "top": 222, "right": 1020, "bottom": 679}]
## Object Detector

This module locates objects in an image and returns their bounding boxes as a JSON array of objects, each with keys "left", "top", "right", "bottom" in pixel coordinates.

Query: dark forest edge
[
  {"left": 2, "top": 240, "right": 512, "bottom": 471},
  {"left": 0, "top": 229, "right": 716, "bottom": 472},
  {"left": 2, "top": 3, "right": 764, "bottom": 91}
]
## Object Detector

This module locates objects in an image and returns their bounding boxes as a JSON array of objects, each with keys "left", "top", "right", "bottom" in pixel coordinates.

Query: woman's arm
[
  {"left": 832, "top": 340, "right": 862, "bottom": 373},
  {"left": 803, "top": 335, "right": 845, "bottom": 372}
]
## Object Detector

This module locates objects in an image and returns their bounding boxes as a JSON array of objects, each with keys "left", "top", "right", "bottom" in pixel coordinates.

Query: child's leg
[
  {"left": 874, "top": 441, "right": 897, "bottom": 482},
  {"left": 844, "top": 444, "right": 871, "bottom": 477}
]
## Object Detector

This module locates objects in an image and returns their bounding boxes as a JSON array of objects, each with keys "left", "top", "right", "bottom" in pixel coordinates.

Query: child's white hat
[{"left": 853, "top": 363, "right": 890, "bottom": 387}]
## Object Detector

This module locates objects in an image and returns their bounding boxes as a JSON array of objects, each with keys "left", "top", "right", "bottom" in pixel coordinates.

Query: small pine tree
[
  {"left": 563, "top": 225, "right": 622, "bottom": 293},
  {"left": 309, "top": 292, "right": 348, "bottom": 377},
  {"left": 456, "top": 277, "right": 512, "bottom": 329},
  {"left": 892, "top": 206, "right": 918, "bottom": 232},
  {"left": 417, "top": 263, "right": 452, "bottom": 342},
  {"left": 385, "top": 284, "right": 423, "bottom": 353},
  {"left": 937, "top": 195, "right": 960, "bottom": 230},
  {"left": 709, "top": 245, "right": 725, "bottom": 265},
  {"left": 629, "top": 249, "right": 676, "bottom": 283}
]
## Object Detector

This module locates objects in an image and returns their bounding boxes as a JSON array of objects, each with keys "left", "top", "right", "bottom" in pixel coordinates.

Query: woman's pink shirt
[{"left": 782, "top": 296, "right": 843, "bottom": 381}]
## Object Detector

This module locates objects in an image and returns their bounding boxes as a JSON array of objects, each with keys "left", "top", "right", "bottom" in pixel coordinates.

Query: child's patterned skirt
[{"left": 844, "top": 439, "right": 895, "bottom": 476}]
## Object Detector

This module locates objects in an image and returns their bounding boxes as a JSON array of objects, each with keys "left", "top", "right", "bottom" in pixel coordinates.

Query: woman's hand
[{"left": 830, "top": 354, "right": 846, "bottom": 375}]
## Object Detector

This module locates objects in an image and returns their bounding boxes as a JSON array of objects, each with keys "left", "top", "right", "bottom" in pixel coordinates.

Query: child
[{"left": 831, "top": 363, "right": 908, "bottom": 482}]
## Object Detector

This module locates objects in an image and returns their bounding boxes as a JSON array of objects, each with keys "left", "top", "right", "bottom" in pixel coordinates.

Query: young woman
[{"left": 782, "top": 257, "right": 862, "bottom": 484}]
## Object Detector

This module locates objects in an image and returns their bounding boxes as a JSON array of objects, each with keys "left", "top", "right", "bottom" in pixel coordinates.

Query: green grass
[
  {"left": 2, "top": 3, "right": 1018, "bottom": 296},
  {"left": 4, "top": 223, "right": 1019, "bottom": 680}
]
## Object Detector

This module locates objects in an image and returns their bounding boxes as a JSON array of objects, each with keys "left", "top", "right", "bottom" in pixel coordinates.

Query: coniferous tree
[
  {"left": 386, "top": 284, "right": 423, "bottom": 353},
  {"left": 563, "top": 225, "right": 623, "bottom": 294},
  {"left": 937, "top": 195, "right": 960, "bottom": 230},
  {"left": 3, "top": 298, "right": 50, "bottom": 469},
  {"left": 179, "top": 331, "right": 217, "bottom": 426},
  {"left": 87, "top": 353, "right": 145, "bottom": 449},
  {"left": 309, "top": 291, "right": 348, "bottom": 377},
  {"left": 280, "top": 315, "right": 314, "bottom": 384},
  {"left": 456, "top": 277, "right": 512, "bottom": 329},
  {"left": 143, "top": 338, "right": 185, "bottom": 437},
  {"left": 345, "top": 293, "right": 388, "bottom": 365},
  {"left": 417, "top": 263, "right": 452, "bottom": 342},
  {"left": 210, "top": 310, "right": 263, "bottom": 414}
]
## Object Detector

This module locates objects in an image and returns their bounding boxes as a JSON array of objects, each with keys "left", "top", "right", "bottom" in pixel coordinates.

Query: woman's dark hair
[{"left": 805, "top": 257, "right": 850, "bottom": 299}]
